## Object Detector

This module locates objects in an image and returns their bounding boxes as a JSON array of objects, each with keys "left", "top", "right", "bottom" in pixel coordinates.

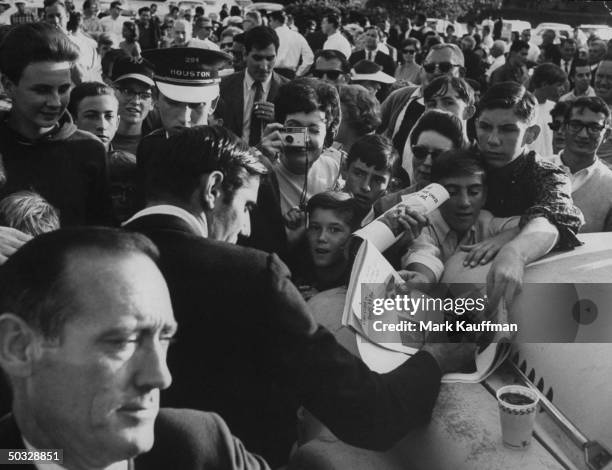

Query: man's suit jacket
[
  {"left": 0, "top": 409, "right": 269, "bottom": 470},
  {"left": 219, "top": 71, "right": 289, "bottom": 140},
  {"left": 123, "top": 213, "right": 442, "bottom": 466},
  {"left": 348, "top": 49, "right": 395, "bottom": 76}
]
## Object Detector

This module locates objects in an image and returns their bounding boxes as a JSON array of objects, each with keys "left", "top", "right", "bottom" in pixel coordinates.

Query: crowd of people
[{"left": 0, "top": 1, "right": 609, "bottom": 468}]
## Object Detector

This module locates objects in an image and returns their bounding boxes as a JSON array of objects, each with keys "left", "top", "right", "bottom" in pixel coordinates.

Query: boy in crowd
[
  {"left": 401, "top": 151, "right": 520, "bottom": 285},
  {"left": 472, "top": 82, "right": 583, "bottom": 308},
  {"left": 550, "top": 96, "right": 612, "bottom": 232},
  {"left": 0, "top": 23, "right": 112, "bottom": 228},
  {"left": 560, "top": 58, "right": 596, "bottom": 101},
  {"left": 527, "top": 63, "right": 567, "bottom": 157},
  {"left": 549, "top": 100, "right": 573, "bottom": 156},
  {"left": 343, "top": 134, "right": 397, "bottom": 225},
  {"left": 68, "top": 81, "right": 139, "bottom": 221}
]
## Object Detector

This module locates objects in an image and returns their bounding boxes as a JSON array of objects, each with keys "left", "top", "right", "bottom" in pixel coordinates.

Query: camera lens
[{"left": 285, "top": 135, "right": 294, "bottom": 144}]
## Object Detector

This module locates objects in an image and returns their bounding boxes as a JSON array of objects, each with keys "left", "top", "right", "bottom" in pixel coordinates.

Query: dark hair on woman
[
  {"left": 275, "top": 77, "right": 340, "bottom": 148},
  {"left": 347, "top": 134, "right": 397, "bottom": 173},
  {"left": 550, "top": 99, "right": 573, "bottom": 120},
  {"left": 0, "top": 22, "right": 79, "bottom": 83},
  {"left": 244, "top": 25, "right": 279, "bottom": 54},
  {"left": 430, "top": 148, "right": 486, "bottom": 184},
  {"left": 476, "top": 81, "right": 537, "bottom": 123},
  {"left": 306, "top": 191, "right": 361, "bottom": 231},
  {"left": 122, "top": 20, "right": 137, "bottom": 39},
  {"left": 229, "top": 5, "right": 241, "bottom": 16},
  {"left": 66, "top": 11, "right": 82, "bottom": 33},
  {"left": 410, "top": 110, "right": 465, "bottom": 150}
]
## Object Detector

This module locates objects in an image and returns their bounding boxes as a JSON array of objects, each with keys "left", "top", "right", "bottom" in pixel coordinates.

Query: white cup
[{"left": 496, "top": 385, "right": 539, "bottom": 450}]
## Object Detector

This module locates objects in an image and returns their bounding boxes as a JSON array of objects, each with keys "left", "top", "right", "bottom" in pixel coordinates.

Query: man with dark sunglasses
[
  {"left": 549, "top": 96, "right": 612, "bottom": 232},
  {"left": 311, "top": 49, "right": 351, "bottom": 86}
]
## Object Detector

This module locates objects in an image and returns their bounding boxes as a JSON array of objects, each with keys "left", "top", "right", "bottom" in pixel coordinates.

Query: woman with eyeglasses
[{"left": 395, "top": 38, "right": 422, "bottom": 84}]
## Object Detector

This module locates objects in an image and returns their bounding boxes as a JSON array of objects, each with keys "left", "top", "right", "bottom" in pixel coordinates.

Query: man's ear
[
  {"left": 523, "top": 124, "right": 540, "bottom": 146},
  {"left": 0, "top": 314, "right": 38, "bottom": 379},
  {"left": 199, "top": 170, "right": 224, "bottom": 210},
  {"left": 463, "top": 104, "right": 476, "bottom": 120},
  {"left": 603, "top": 127, "right": 611, "bottom": 144}
]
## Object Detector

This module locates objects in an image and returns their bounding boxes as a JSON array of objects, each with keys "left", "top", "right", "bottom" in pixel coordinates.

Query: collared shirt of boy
[{"left": 401, "top": 208, "right": 520, "bottom": 282}]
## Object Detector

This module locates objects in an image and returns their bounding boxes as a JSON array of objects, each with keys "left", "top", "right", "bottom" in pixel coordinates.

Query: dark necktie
[{"left": 249, "top": 81, "right": 264, "bottom": 146}]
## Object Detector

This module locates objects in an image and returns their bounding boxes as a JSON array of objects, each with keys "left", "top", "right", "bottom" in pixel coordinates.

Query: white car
[
  {"left": 533, "top": 22, "right": 573, "bottom": 44},
  {"left": 578, "top": 24, "right": 612, "bottom": 41},
  {"left": 244, "top": 2, "right": 282, "bottom": 14}
]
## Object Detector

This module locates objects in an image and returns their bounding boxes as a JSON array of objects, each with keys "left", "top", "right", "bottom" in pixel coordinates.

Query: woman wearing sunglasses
[
  {"left": 374, "top": 110, "right": 465, "bottom": 216},
  {"left": 395, "top": 38, "right": 423, "bottom": 84}
]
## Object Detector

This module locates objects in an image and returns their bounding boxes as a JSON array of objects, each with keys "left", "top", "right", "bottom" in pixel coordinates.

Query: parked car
[
  {"left": 533, "top": 22, "right": 573, "bottom": 44},
  {"left": 578, "top": 24, "right": 612, "bottom": 41},
  {"left": 244, "top": 1, "right": 282, "bottom": 14}
]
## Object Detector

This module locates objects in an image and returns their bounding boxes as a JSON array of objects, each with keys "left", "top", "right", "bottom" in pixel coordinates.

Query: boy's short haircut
[
  {"left": 338, "top": 84, "right": 381, "bottom": 135},
  {"left": 68, "top": 81, "right": 117, "bottom": 117},
  {"left": 0, "top": 22, "right": 79, "bottom": 84},
  {"left": 275, "top": 77, "right": 340, "bottom": 148},
  {"left": 138, "top": 6, "right": 150, "bottom": 14},
  {"left": 550, "top": 99, "right": 573, "bottom": 120},
  {"left": 476, "top": 82, "right": 538, "bottom": 124},
  {"left": 346, "top": 134, "right": 397, "bottom": 173},
  {"left": 410, "top": 110, "right": 465, "bottom": 150},
  {"left": 306, "top": 191, "right": 362, "bottom": 231},
  {"left": 0, "top": 191, "right": 60, "bottom": 236},
  {"left": 531, "top": 63, "right": 567, "bottom": 89},
  {"left": 323, "top": 14, "right": 340, "bottom": 29},
  {"left": 565, "top": 96, "right": 611, "bottom": 126},
  {"left": 571, "top": 58, "right": 589, "bottom": 74},
  {"left": 430, "top": 149, "right": 486, "bottom": 185},
  {"left": 423, "top": 75, "right": 475, "bottom": 106}
]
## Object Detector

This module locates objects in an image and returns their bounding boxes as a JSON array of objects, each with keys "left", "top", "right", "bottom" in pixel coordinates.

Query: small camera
[{"left": 280, "top": 127, "right": 309, "bottom": 148}]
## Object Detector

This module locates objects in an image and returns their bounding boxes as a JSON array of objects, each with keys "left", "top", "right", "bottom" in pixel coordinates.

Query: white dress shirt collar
[{"left": 122, "top": 204, "right": 208, "bottom": 238}]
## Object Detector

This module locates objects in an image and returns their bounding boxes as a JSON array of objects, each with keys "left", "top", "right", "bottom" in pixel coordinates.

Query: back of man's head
[
  {"left": 269, "top": 10, "right": 285, "bottom": 25},
  {"left": 324, "top": 14, "right": 340, "bottom": 29},
  {"left": 531, "top": 63, "right": 566, "bottom": 89},
  {"left": 0, "top": 227, "right": 159, "bottom": 341},
  {"left": 144, "top": 125, "right": 267, "bottom": 204},
  {"left": 477, "top": 81, "right": 537, "bottom": 123},
  {"left": 0, "top": 22, "right": 79, "bottom": 84},
  {"left": 244, "top": 25, "right": 279, "bottom": 54}
]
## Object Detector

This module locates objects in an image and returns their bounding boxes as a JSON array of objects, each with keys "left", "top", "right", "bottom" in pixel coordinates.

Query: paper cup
[{"left": 496, "top": 385, "right": 539, "bottom": 450}]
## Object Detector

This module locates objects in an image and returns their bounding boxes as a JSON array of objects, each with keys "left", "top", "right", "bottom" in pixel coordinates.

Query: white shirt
[
  {"left": 323, "top": 31, "right": 352, "bottom": 60},
  {"left": 188, "top": 37, "right": 221, "bottom": 50},
  {"left": 527, "top": 42, "right": 541, "bottom": 63},
  {"left": 242, "top": 71, "right": 272, "bottom": 142},
  {"left": 69, "top": 31, "right": 102, "bottom": 82},
  {"left": 560, "top": 58, "right": 573, "bottom": 75},
  {"left": 274, "top": 25, "right": 314, "bottom": 76},
  {"left": 528, "top": 100, "right": 556, "bottom": 157},
  {"left": 274, "top": 152, "right": 340, "bottom": 244},
  {"left": 123, "top": 205, "right": 208, "bottom": 237},
  {"left": 560, "top": 86, "right": 596, "bottom": 101},
  {"left": 24, "top": 437, "right": 128, "bottom": 470},
  {"left": 551, "top": 152, "right": 604, "bottom": 192},
  {"left": 486, "top": 55, "right": 505, "bottom": 78},
  {"left": 99, "top": 15, "right": 126, "bottom": 42}
]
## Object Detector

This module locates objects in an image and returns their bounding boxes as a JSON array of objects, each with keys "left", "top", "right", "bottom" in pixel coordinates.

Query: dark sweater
[{"left": 0, "top": 112, "right": 113, "bottom": 226}]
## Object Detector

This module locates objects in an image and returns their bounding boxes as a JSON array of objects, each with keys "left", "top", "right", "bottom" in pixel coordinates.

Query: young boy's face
[
  {"left": 5, "top": 61, "right": 72, "bottom": 133},
  {"left": 75, "top": 94, "right": 120, "bottom": 150},
  {"left": 476, "top": 108, "right": 536, "bottom": 168},
  {"left": 425, "top": 87, "right": 473, "bottom": 120},
  {"left": 307, "top": 208, "right": 352, "bottom": 268},
  {"left": 345, "top": 159, "right": 391, "bottom": 210},
  {"left": 438, "top": 173, "right": 486, "bottom": 235},
  {"left": 282, "top": 110, "right": 326, "bottom": 175}
]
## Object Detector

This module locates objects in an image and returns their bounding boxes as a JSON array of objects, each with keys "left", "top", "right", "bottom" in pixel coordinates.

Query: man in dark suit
[
  {"left": 0, "top": 228, "right": 268, "bottom": 470},
  {"left": 219, "top": 26, "right": 289, "bottom": 146},
  {"left": 349, "top": 26, "right": 395, "bottom": 76},
  {"left": 124, "top": 125, "right": 475, "bottom": 466}
]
